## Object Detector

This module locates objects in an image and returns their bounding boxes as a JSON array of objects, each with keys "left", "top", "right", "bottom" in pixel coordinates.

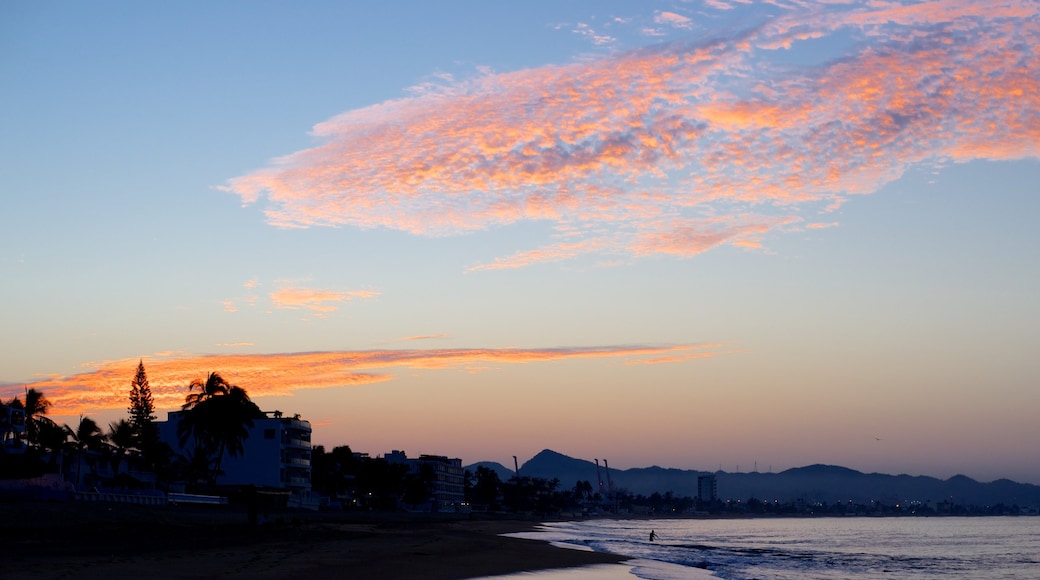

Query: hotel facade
[{"left": 157, "top": 410, "right": 312, "bottom": 491}]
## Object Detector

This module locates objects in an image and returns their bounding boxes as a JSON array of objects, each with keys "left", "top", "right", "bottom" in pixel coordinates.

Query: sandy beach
[{"left": 4, "top": 501, "right": 628, "bottom": 580}]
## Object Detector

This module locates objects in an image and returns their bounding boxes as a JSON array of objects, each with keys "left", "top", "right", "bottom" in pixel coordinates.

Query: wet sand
[{"left": 4, "top": 502, "right": 628, "bottom": 579}]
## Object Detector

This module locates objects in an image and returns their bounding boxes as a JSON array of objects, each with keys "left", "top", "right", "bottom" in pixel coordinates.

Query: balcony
[{"left": 281, "top": 437, "right": 311, "bottom": 449}]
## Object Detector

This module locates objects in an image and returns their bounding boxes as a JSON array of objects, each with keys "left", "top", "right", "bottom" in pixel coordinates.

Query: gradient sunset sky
[{"left": 3, "top": 0, "right": 1038, "bottom": 484}]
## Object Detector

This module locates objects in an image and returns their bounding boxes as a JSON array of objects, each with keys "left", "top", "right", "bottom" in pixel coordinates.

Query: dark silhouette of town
[{"left": 3, "top": 363, "right": 1039, "bottom": 517}]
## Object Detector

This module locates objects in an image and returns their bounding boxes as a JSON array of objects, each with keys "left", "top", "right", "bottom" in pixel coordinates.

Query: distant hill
[
  {"left": 466, "top": 461, "right": 514, "bottom": 481},
  {"left": 465, "top": 450, "right": 1040, "bottom": 507}
]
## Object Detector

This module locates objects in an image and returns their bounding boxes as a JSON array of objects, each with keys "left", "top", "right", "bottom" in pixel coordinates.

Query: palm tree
[
  {"left": 182, "top": 372, "right": 233, "bottom": 409},
  {"left": 178, "top": 374, "right": 262, "bottom": 485},
  {"left": 6, "top": 388, "right": 52, "bottom": 447},
  {"left": 107, "top": 419, "right": 136, "bottom": 477},
  {"left": 176, "top": 444, "right": 218, "bottom": 486},
  {"left": 35, "top": 418, "right": 73, "bottom": 475},
  {"left": 70, "top": 416, "right": 106, "bottom": 489}
]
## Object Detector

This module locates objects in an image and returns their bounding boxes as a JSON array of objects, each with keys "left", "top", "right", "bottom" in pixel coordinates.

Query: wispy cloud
[
  {"left": 399, "top": 334, "right": 450, "bottom": 341},
  {"left": 655, "top": 11, "right": 694, "bottom": 29},
  {"left": 702, "top": 0, "right": 743, "bottom": 11},
  {"left": 223, "top": 0, "right": 1039, "bottom": 270},
  {"left": 806, "top": 222, "right": 839, "bottom": 230},
  {"left": 3, "top": 344, "right": 726, "bottom": 416},
  {"left": 467, "top": 240, "right": 607, "bottom": 272},
  {"left": 573, "top": 22, "right": 616, "bottom": 46},
  {"left": 269, "top": 285, "right": 379, "bottom": 316}
]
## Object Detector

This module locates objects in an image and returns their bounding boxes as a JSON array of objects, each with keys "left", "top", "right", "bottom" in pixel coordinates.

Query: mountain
[{"left": 465, "top": 450, "right": 1040, "bottom": 507}]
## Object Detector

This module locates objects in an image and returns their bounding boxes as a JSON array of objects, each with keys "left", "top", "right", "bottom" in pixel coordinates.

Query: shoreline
[{"left": 4, "top": 501, "right": 629, "bottom": 579}]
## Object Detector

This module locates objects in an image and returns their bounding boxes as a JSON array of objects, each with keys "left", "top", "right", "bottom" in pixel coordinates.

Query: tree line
[
  {"left": 1, "top": 361, "right": 263, "bottom": 493},
  {"left": 311, "top": 450, "right": 636, "bottom": 514}
]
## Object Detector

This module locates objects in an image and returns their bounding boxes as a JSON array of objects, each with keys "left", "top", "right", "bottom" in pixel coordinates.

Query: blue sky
[{"left": 2, "top": 0, "right": 1039, "bottom": 484}]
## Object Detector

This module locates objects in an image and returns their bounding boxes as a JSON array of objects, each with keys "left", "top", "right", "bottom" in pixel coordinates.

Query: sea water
[{"left": 504, "top": 516, "right": 1040, "bottom": 579}]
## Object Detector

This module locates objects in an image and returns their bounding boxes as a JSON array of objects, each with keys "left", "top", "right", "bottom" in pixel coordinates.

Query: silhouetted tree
[
  {"left": 127, "top": 360, "right": 156, "bottom": 446},
  {"left": 403, "top": 463, "right": 435, "bottom": 507},
  {"left": 183, "top": 372, "right": 232, "bottom": 407},
  {"left": 71, "top": 415, "right": 106, "bottom": 488},
  {"left": 502, "top": 475, "right": 561, "bottom": 514},
  {"left": 178, "top": 373, "right": 263, "bottom": 485},
  {"left": 467, "top": 466, "right": 503, "bottom": 511},
  {"left": 36, "top": 418, "right": 73, "bottom": 472},
  {"left": 311, "top": 445, "right": 360, "bottom": 499},
  {"left": 107, "top": 419, "right": 135, "bottom": 476},
  {"left": 7, "top": 388, "right": 52, "bottom": 447},
  {"left": 175, "top": 443, "right": 218, "bottom": 487},
  {"left": 354, "top": 458, "right": 409, "bottom": 510},
  {"left": 573, "top": 479, "right": 594, "bottom": 501}
]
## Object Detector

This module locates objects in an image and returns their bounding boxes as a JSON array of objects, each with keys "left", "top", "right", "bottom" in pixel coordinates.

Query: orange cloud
[
  {"left": 623, "top": 349, "right": 729, "bottom": 365},
  {"left": 806, "top": 222, "right": 839, "bottom": 230},
  {"left": 269, "top": 286, "right": 379, "bottom": 315},
  {"left": 2, "top": 344, "right": 726, "bottom": 417},
  {"left": 222, "top": 0, "right": 1038, "bottom": 269}
]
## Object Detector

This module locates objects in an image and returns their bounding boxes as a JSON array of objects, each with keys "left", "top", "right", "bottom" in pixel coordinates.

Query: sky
[{"left": 2, "top": 0, "right": 1038, "bottom": 485}]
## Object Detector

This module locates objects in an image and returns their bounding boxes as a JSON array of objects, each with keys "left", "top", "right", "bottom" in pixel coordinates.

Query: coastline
[{"left": 4, "top": 501, "right": 629, "bottom": 580}]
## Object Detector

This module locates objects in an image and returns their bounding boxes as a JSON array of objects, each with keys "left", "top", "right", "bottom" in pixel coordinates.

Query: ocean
[{"left": 499, "top": 516, "right": 1040, "bottom": 579}]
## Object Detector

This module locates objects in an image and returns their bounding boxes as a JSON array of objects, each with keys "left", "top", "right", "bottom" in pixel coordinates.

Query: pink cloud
[
  {"left": 467, "top": 239, "right": 607, "bottom": 272},
  {"left": 631, "top": 216, "right": 793, "bottom": 257},
  {"left": 222, "top": 0, "right": 1039, "bottom": 269},
  {"left": 703, "top": 0, "right": 740, "bottom": 11},
  {"left": 656, "top": 11, "right": 694, "bottom": 28}
]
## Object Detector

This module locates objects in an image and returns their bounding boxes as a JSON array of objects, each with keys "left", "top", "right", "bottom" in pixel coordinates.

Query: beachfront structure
[
  {"left": 384, "top": 450, "right": 466, "bottom": 511},
  {"left": 157, "top": 410, "right": 312, "bottom": 491},
  {"left": 698, "top": 474, "right": 718, "bottom": 503},
  {"left": 0, "top": 404, "right": 27, "bottom": 451}
]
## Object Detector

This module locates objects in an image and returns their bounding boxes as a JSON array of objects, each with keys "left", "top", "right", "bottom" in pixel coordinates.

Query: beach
[{"left": 5, "top": 502, "right": 629, "bottom": 579}]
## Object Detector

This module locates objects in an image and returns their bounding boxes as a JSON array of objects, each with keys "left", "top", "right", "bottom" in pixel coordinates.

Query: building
[
  {"left": 384, "top": 450, "right": 466, "bottom": 511},
  {"left": 157, "top": 410, "right": 312, "bottom": 491},
  {"left": 0, "top": 404, "right": 26, "bottom": 451},
  {"left": 698, "top": 474, "right": 718, "bottom": 503}
]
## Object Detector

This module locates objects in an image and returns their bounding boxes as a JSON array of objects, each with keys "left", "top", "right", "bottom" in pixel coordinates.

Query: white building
[{"left": 158, "top": 410, "right": 312, "bottom": 491}]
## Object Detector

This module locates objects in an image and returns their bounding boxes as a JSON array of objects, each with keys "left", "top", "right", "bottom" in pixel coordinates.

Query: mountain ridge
[{"left": 464, "top": 449, "right": 1040, "bottom": 506}]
